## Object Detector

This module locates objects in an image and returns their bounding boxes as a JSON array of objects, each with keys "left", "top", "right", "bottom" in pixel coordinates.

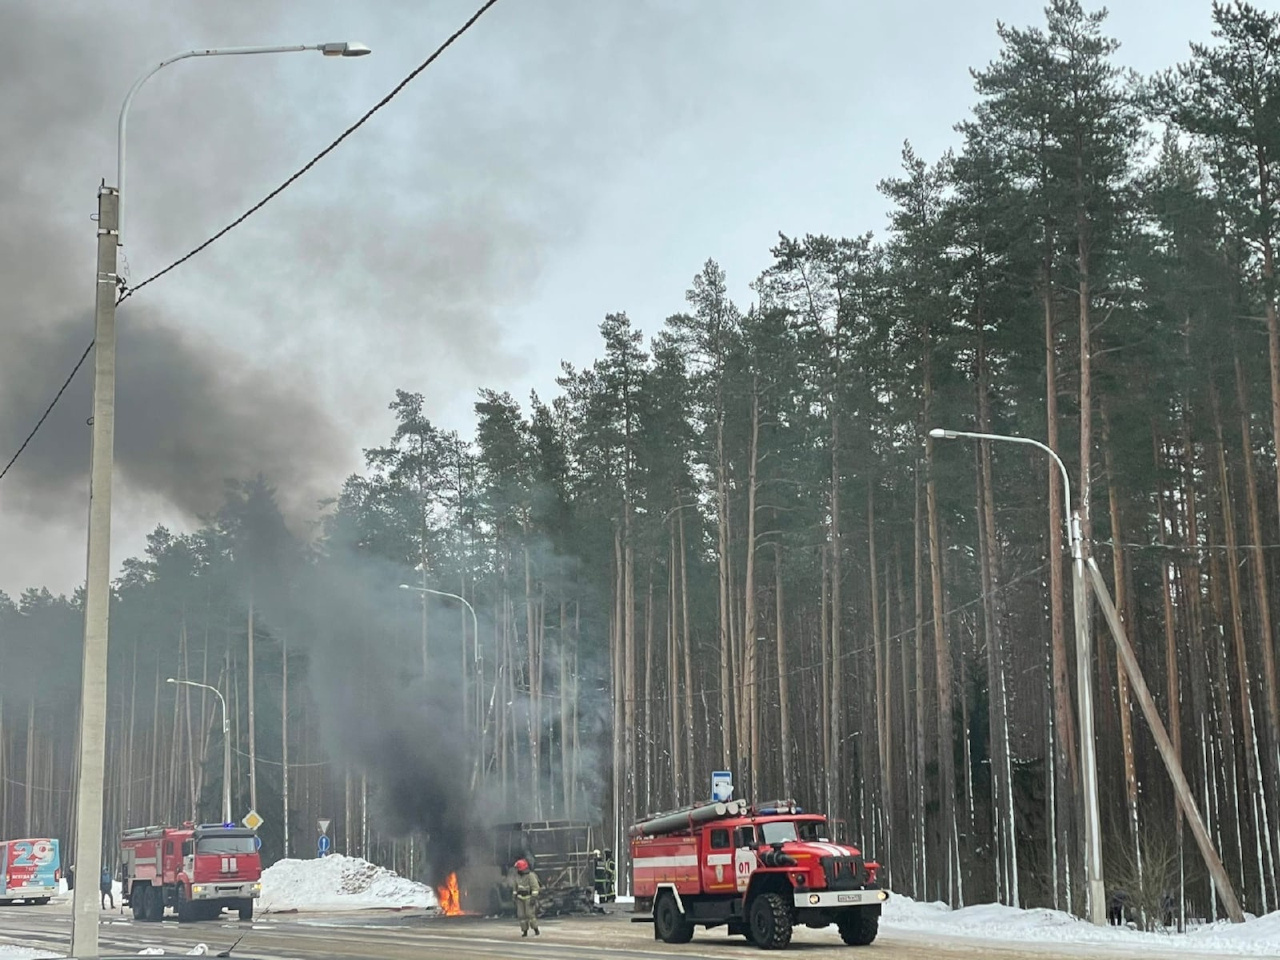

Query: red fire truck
[
  {"left": 630, "top": 799, "right": 886, "bottom": 949},
  {"left": 120, "top": 822, "right": 262, "bottom": 922}
]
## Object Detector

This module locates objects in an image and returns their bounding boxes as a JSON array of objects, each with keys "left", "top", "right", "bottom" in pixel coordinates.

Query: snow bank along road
[{"left": 0, "top": 904, "right": 1269, "bottom": 960}]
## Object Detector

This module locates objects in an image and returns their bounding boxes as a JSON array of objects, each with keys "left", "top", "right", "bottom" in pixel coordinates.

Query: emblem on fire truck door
[
  {"left": 734, "top": 847, "right": 757, "bottom": 892},
  {"left": 715, "top": 864, "right": 724, "bottom": 882}
]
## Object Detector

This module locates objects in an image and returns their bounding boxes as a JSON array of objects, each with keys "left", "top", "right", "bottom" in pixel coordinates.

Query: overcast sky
[{"left": 0, "top": 0, "right": 1216, "bottom": 598}]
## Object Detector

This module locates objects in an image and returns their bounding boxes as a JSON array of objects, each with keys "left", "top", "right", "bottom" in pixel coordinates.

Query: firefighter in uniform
[
  {"left": 593, "top": 849, "right": 616, "bottom": 903},
  {"left": 512, "top": 858, "right": 540, "bottom": 937}
]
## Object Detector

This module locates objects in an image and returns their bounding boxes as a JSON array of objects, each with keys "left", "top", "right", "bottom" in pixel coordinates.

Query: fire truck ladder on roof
[
  {"left": 120, "top": 826, "right": 170, "bottom": 841},
  {"left": 629, "top": 799, "right": 746, "bottom": 838},
  {"left": 750, "top": 799, "right": 803, "bottom": 815}
]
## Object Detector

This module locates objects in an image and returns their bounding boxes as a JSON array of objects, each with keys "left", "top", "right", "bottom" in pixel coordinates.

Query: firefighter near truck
[
  {"left": 630, "top": 798, "right": 887, "bottom": 949},
  {"left": 120, "top": 823, "right": 262, "bottom": 922}
]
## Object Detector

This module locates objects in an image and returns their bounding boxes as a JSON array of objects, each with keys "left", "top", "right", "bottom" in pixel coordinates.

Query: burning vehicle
[{"left": 465, "top": 819, "right": 601, "bottom": 917}]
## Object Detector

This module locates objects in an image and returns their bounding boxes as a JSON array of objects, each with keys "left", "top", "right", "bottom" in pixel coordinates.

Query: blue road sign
[
  {"left": 318, "top": 835, "right": 331, "bottom": 856},
  {"left": 253, "top": 836, "right": 262, "bottom": 851}
]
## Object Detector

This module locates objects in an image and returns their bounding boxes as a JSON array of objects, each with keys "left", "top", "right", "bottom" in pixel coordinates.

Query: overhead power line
[
  {"left": 0, "top": 0, "right": 503, "bottom": 484},
  {"left": 0, "top": 341, "right": 96, "bottom": 482}
]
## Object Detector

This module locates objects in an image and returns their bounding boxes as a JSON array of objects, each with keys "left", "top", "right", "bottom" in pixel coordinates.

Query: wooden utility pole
[{"left": 1085, "top": 558, "right": 1244, "bottom": 923}]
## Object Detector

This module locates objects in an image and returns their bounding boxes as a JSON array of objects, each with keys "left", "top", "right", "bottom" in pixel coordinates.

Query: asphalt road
[{"left": 0, "top": 901, "right": 1197, "bottom": 960}]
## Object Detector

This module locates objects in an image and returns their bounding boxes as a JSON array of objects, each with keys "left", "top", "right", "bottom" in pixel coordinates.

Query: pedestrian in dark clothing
[
  {"left": 511, "top": 859, "right": 540, "bottom": 937},
  {"left": 1107, "top": 889, "right": 1128, "bottom": 926},
  {"left": 66, "top": 864, "right": 75, "bottom": 892},
  {"left": 100, "top": 866, "right": 114, "bottom": 909}
]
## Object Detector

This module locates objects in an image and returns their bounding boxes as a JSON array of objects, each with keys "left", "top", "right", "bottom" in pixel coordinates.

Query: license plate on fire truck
[{"left": 796, "top": 889, "right": 889, "bottom": 908}]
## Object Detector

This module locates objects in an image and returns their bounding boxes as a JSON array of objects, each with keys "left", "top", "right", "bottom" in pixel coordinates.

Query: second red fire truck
[
  {"left": 630, "top": 799, "right": 886, "bottom": 949},
  {"left": 120, "top": 822, "right": 262, "bottom": 922}
]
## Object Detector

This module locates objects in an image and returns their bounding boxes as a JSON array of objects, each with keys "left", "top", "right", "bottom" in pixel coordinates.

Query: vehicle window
[
  {"left": 182, "top": 840, "right": 193, "bottom": 858},
  {"left": 760, "top": 821, "right": 799, "bottom": 844},
  {"left": 196, "top": 836, "right": 256, "bottom": 855},
  {"left": 709, "top": 829, "right": 730, "bottom": 850},
  {"left": 797, "top": 821, "right": 828, "bottom": 842},
  {"left": 165, "top": 842, "right": 173, "bottom": 856},
  {"left": 735, "top": 825, "right": 757, "bottom": 847}
]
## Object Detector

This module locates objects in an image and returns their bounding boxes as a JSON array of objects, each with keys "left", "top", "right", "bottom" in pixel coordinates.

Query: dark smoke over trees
[{"left": 7, "top": 0, "right": 1280, "bottom": 922}]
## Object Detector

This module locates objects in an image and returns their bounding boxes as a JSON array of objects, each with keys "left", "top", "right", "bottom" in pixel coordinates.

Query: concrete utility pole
[
  {"left": 69, "top": 41, "right": 369, "bottom": 959},
  {"left": 930, "top": 428, "right": 1107, "bottom": 925},
  {"left": 69, "top": 184, "right": 119, "bottom": 958}
]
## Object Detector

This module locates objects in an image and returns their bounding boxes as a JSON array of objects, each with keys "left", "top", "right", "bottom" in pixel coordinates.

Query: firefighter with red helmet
[{"left": 511, "top": 858, "right": 540, "bottom": 937}]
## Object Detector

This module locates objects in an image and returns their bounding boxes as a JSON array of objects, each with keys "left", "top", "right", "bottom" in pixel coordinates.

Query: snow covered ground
[
  {"left": 880, "top": 895, "right": 1280, "bottom": 956},
  {"left": 257, "top": 854, "right": 438, "bottom": 913},
  {"left": 0, "top": 947, "right": 59, "bottom": 960}
]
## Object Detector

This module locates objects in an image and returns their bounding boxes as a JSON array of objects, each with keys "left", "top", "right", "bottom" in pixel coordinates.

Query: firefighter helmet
[{"left": 515, "top": 858, "right": 529, "bottom": 872}]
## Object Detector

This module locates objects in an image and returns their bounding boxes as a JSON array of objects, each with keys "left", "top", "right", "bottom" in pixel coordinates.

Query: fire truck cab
[
  {"left": 120, "top": 822, "right": 262, "bottom": 922},
  {"left": 631, "top": 799, "right": 886, "bottom": 949}
]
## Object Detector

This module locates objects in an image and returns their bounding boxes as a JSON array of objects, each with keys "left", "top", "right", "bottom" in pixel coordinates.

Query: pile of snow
[
  {"left": 1186, "top": 910, "right": 1280, "bottom": 954},
  {"left": 0, "top": 948, "right": 59, "bottom": 960},
  {"left": 257, "top": 854, "right": 437, "bottom": 913},
  {"left": 881, "top": 895, "right": 1280, "bottom": 955}
]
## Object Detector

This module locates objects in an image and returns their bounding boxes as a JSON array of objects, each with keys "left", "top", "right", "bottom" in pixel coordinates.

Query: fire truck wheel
[
  {"left": 837, "top": 908, "right": 879, "bottom": 946},
  {"left": 238, "top": 899, "right": 254, "bottom": 921},
  {"left": 653, "top": 893, "right": 694, "bottom": 944},
  {"left": 137, "top": 886, "right": 159, "bottom": 922},
  {"left": 748, "top": 892, "right": 793, "bottom": 950}
]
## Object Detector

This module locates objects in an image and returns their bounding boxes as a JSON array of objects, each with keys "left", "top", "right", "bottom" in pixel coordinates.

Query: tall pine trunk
[
  {"left": 1044, "top": 247, "right": 1077, "bottom": 910},
  {"left": 1235, "top": 347, "right": 1280, "bottom": 869},
  {"left": 775, "top": 548, "right": 792, "bottom": 797},
  {"left": 976, "top": 318, "right": 1017, "bottom": 906},
  {"left": 744, "top": 379, "right": 762, "bottom": 800},
  {"left": 830, "top": 390, "right": 844, "bottom": 828},
  {"left": 869, "top": 479, "right": 891, "bottom": 885},
  {"left": 1103, "top": 412, "right": 1140, "bottom": 880},
  {"left": 1154, "top": 428, "right": 1186, "bottom": 918},
  {"left": 668, "top": 531, "right": 682, "bottom": 806},
  {"left": 1212, "top": 385, "right": 1276, "bottom": 910},
  {"left": 717, "top": 409, "right": 733, "bottom": 767},
  {"left": 247, "top": 595, "right": 257, "bottom": 814},
  {"left": 924, "top": 373, "right": 956, "bottom": 905},
  {"left": 282, "top": 632, "right": 290, "bottom": 858},
  {"left": 913, "top": 471, "right": 929, "bottom": 898},
  {"left": 679, "top": 511, "right": 696, "bottom": 798}
]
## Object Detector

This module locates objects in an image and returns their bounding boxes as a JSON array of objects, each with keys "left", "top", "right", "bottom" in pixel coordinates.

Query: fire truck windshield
[
  {"left": 759, "top": 821, "right": 798, "bottom": 844},
  {"left": 196, "top": 835, "right": 256, "bottom": 855},
  {"left": 759, "top": 820, "right": 829, "bottom": 844}
]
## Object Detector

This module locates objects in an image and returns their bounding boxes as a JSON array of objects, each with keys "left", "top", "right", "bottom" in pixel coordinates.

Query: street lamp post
[
  {"left": 929, "top": 427, "right": 1107, "bottom": 926},
  {"left": 167, "top": 678, "right": 231, "bottom": 824},
  {"left": 116, "top": 42, "right": 372, "bottom": 245},
  {"left": 70, "top": 41, "right": 370, "bottom": 958},
  {"left": 399, "top": 583, "right": 481, "bottom": 728}
]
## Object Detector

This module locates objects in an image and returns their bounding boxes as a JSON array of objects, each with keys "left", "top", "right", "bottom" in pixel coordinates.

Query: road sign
[
  {"left": 317, "top": 835, "right": 331, "bottom": 856},
  {"left": 242, "top": 809, "right": 264, "bottom": 831},
  {"left": 711, "top": 770, "right": 733, "bottom": 803},
  {"left": 317, "top": 819, "right": 331, "bottom": 835},
  {"left": 253, "top": 836, "right": 262, "bottom": 851}
]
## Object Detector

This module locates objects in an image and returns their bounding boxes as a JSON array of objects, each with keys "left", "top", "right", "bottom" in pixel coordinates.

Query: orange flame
[{"left": 436, "top": 872, "right": 463, "bottom": 916}]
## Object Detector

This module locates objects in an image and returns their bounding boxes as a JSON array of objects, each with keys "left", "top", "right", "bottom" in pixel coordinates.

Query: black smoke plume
[{"left": 291, "top": 545, "right": 482, "bottom": 885}]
